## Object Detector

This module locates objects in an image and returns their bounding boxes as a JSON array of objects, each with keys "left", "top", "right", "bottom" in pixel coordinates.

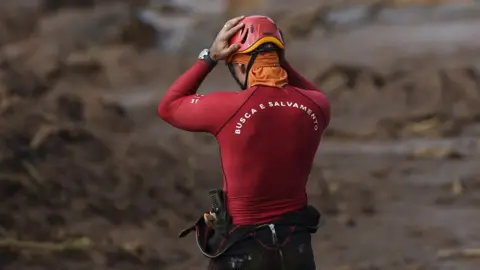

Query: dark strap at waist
[{"left": 178, "top": 205, "right": 321, "bottom": 258}]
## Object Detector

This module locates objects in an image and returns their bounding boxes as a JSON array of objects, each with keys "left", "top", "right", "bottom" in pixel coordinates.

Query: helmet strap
[
  {"left": 242, "top": 53, "right": 258, "bottom": 89},
  {"left": 227, "top": 62, "right": 244, "bottom": 89},
  {"left": 227, "top": 43, "right": 278, "bottom": 89}
]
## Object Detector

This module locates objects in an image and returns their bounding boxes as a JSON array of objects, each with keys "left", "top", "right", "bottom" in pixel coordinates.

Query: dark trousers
[{"left": 207, "top": 225, "right": 316, "bottom": 270}]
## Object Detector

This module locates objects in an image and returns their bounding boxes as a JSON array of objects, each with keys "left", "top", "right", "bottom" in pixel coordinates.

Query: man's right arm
[
  {"left": 281, "top": 58, "right": 330, "bottom": 124},
  {"left": 303, "top": 90, "right": 331, "bottom": 127},
  {"left": 282, "top": 60, "right": 320, "bottom": 91}
]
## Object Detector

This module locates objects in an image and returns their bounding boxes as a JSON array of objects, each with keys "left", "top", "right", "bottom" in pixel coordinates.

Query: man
[{"left": 158, "top": 15, "right": 330, "bottom": 270}]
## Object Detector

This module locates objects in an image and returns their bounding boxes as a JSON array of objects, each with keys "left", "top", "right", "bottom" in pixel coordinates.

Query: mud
[{"left": 0, "top": 1, "right": 480, "bottom": 270}]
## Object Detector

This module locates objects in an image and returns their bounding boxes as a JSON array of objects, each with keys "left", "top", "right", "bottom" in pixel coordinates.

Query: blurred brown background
[{"left": 0, "top": 0, "right": 480, "bottom": 269}]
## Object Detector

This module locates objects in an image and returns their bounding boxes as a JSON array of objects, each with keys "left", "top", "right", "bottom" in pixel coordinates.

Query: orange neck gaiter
[{"left": 231, "top": 52, "right": 288, "bottom": 88}]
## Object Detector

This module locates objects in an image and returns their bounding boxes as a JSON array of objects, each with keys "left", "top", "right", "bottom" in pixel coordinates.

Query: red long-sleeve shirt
[{"left": 158, "top": 60, "right": 330, "bottom": 225}]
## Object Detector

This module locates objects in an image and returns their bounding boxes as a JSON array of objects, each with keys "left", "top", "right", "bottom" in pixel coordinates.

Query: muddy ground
[{"left": 1, "top": 0, "right": 480, "bottom": 269}]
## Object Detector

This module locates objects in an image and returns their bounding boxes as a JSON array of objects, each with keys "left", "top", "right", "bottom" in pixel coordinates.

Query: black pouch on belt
[
  {"left": 178, "top": 189, "right": 231, "bottom": 239},
  {"left": 209, "top": 188, "right": 231, "bottom": 237},
  {"left": 179, "top": 189, "right": 240, "bottom": 258}
]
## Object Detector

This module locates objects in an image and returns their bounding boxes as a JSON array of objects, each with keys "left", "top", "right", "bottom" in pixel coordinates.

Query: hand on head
[{"left": 209, "top": 16, "right": 245, "bottom": 62}]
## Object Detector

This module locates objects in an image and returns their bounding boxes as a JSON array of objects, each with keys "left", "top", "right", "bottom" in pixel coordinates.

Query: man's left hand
[{"left": 209, "top": 16, "right": 245, "bottom": 62}]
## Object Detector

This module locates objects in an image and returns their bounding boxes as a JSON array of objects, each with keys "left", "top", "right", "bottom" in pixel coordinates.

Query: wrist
[
  {"left": 198, "top": 48, "right": 217, "bottom": 68},
  {"left": 209, "top": 50, "right": 219, "bottom": 62},
  {"left": 210, "top": 55, "right": 219, "bottom": 62}
]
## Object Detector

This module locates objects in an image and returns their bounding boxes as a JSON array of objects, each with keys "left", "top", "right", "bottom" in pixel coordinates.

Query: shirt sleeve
[
  {"left": 304, "top": 90, "right": 331, "bottom": 127},
  {"left": 315, "top": 92, "right": 331, "bottom": 126},
  {"left": 158, "top": 60, "right": 238, "bottom": 134},
  {"left": 282, "top": 60, "right": 320, "bottom": 91},
  {"left": 281, "top": 60, "right": 331, "bottom": 125}
]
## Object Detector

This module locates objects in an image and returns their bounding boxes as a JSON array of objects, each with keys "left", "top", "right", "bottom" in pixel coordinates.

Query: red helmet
[{"left": 229, "top": 15, "right": 285, "bottom": 55}]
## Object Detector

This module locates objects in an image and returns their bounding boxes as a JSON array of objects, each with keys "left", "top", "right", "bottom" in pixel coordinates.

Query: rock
[
  {"left": 276, "top": 7, "right": 325, "bottom": 39},
  {"left": 38, "top": 3, "right": 159, "bottom": 53},
  {"left": 337, "top": 214, "right": 357, "bottom": 228},
  {"left": 0, "top": 62, "right": 50, "bottom": 98},
  {"left": 64, "top": 51, "right": 103, "bottom": 76},
  {"left": 440, "top": 68, "right": 480, "bottom": 120},
  {"left": 56, "top": 93, "right": 86, "bottom": 123},
  {"left": 42, "top": 0, "right": 96, "bottom": 12},
  {"left": 121, "top": 11, "right": 158, "bottom": 49},
  {"left": 136, "top": 9, "right": 222, "bottom": 54},
  {"left": 2, "top": 39, "right": 63, "bottom": 83},
  {"left": 225, "top": 0, "right": 267, "bottom": 17},
  {"left": 323, "top": 65, "right": 480, "bottom": 139},
  {"left": 377, "top": 2, "right": 480, "bottom": 24},
  {"left": 0, "top": 1, "right": 41, "bottom": 46},
  {"left": 325, "top": 4, "right": 379, "bottom": 29}
]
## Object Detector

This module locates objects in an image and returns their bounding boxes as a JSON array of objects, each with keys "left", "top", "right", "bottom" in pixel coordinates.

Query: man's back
[{"left": 216, "top": 85, "right": 329, "bottom": 225}]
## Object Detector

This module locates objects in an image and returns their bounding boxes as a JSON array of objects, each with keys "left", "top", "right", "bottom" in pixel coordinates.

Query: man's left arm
[
  {"left": 158, "top": 60, "right": 236, "bottom": 133},
  {"left": 159, "top": 16, "right": 246, "bottom": 133}
]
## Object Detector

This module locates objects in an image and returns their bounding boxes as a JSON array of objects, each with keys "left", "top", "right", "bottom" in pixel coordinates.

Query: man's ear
[{"left": 240, "top": 64, "right": 246, "bottom": 73}]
